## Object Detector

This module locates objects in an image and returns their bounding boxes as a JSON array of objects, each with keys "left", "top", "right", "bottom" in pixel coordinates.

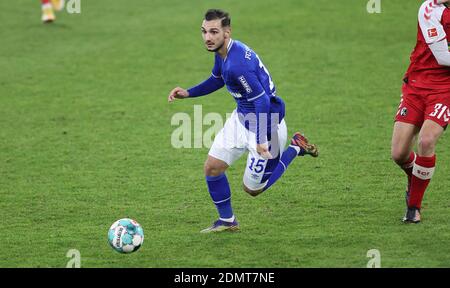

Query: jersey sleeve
[
  {"left": 419, "top": 0, "right": 446, "bottom": 45},
  {"left": 230, "top": 65, "right": 266, "bottom": 101},
  {"left": 253, "top": 94, "right": 270, "bottom": 144},
  {"left": 187, "top": 75, "right": 224, "bottom": 97},
  {"left": 230, "top": 65, "right": 270, "bottom": 144},
  {"left": 187, "top": 56, "right": 225, "bottom": 97}
]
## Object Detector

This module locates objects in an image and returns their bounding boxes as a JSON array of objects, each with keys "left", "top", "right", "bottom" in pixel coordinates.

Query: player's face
[{"left": 201, "top": 19, "right": 229, "bottom": 52}]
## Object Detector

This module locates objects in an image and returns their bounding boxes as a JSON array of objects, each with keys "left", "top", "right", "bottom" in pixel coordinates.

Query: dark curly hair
[{"left": 204, "top": 9, "right": 231, "bottom": 27}]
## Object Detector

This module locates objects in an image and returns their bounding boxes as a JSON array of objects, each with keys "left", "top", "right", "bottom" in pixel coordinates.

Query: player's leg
[
  {"left": 391, "top": 121, "right": 420, "bottom": 205},
  {"left": 243, "top": 120, "right": 318, "bottom": 196},
  {"left": 242, "top": 120, "right": 286, "bottom": 196},
  {"left": 203, "top": 155, "right": 237, "bottom": 227},
  {"left": 261, "top": 131, "right": 318, "bottom": 192},
  {"left": 242, "top": 151, "right": 277, "bottom": 197},
  {"left": 404, "top": 119, "right": 444, "bottom": 223},
  {"left": 398, "top": 86, "right": 450, "bottom": 223},
  {"left": 200, "top": 111, "right": 245, "bottom": 233},
  {"left": 392, "top": 83, "right": 429, "bottom": 223},
  {"left": 391, "top": 122, "right": 419, "bottom": 166},
  {"left": 41, "top": 0, "right": 55, "bottom": 23},
  {"left": 202, "top": 156, "right": 241, "bottom": 233}
]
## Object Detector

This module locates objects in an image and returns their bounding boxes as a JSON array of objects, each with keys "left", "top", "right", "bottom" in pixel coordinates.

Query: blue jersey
[
  {"left": 187, "top": 39, "right": 285, "bottom": 143},
  {"left": 211, "top": 39, "right": 285, "bottom": 120}
]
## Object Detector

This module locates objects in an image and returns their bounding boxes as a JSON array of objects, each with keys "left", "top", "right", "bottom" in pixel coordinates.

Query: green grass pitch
[{"left": 1, "top": 0, "right": 450, "bottom": 268}]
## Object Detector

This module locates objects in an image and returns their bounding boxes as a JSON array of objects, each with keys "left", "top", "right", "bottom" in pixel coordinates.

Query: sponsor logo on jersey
[
  {"left": 428, "top": 27, "right": 438, "bottom": 38},
  {"left": 230, "top": 91, "right": 242, "bottom": 98},
  {"left": 238, "top": 75, "right": 253, "bottom": 94},
  {"left": 400, "top": 107, "right": 408, "bottom": 116}
]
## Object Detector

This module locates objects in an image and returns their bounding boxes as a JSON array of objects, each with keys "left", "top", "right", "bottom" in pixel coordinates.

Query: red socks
[{"left": 408, "top": 155, "right": 436, "bottom": 209}]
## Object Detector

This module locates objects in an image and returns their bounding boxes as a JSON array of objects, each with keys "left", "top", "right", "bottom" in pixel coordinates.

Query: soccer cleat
[
  {"left": 200, "top": 219, "right": 240, "bottom": 233},
  {"left": 42, "top": 4, "right": 55, "bottom": 23},
  {"left": 51, "top": 0, "right": 65, "bottom": 11},
  {"left": 290, "top": 132, "right": 319, "bottom": 157},
  {"left": 402, "top": 207, "right": 421, "bottom": 224}
]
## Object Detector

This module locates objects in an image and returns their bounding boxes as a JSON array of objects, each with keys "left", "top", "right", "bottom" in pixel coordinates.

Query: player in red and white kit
[
  {"left": 392, "top": 0, "right": 450, "bottom": 223},
  {"left": 41, "top": 0, "right": 65, "bottom": 23}
]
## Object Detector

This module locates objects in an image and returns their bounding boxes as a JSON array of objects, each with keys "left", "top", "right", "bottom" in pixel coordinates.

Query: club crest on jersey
[
  {"left": 238, "top": 75, "right": 253, "bottom": 94},
  {"left": 428, "top": 28, "right": 438, "bottom": 38},
  {"left": 400, "top": 107, "right": 408, "bottom": 116}
]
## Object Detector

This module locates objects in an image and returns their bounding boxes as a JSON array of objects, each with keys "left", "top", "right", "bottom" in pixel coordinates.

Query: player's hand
[
  {"left": 168, "top": 87, "right": 189, "bottom": 102},
  {"left": 257, "top": 143, "right": 273, "bottom": 159}
]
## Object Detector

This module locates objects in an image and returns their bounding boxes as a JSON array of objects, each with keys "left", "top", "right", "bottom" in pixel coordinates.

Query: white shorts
[{"left": 208, "top": 110, "right": 287, "bottom": 191}]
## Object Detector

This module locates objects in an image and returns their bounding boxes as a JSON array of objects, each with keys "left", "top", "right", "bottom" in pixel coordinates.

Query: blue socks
[
  {"left": 263, "top": 146, "right": 299, "bottom": 191},
  {"left": 206, "top": 173, "right": 234, "bottom": 221},
  {"left": 205, "top": 146, "right": 299, "bottom": 219}
]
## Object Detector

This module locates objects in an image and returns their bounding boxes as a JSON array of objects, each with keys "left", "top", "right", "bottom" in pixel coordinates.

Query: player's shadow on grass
[{"left": 30, "top": 22, "right": 72, "bottom": 31}]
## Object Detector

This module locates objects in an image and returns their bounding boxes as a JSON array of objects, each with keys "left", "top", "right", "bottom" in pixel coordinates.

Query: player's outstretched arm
[
  {"left": 253, "top": 94, "right": 272, "bottom": 159},
  {"left": 186, "top": 75, "right": 224, "bottom": 97},
  {"left": 168, "top": 87, "right": 189, "bottom": 102},
  {"left": 169, "top": 76, "right": 224, "bottom": 103}
]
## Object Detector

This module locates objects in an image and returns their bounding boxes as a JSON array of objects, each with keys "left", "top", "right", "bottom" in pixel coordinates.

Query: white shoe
[{"left": 42, "top": 3, "right": 55, "bottom": 23}]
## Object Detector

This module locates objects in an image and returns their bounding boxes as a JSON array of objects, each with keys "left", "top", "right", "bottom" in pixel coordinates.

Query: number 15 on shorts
[{"left": 249, "top": 157, "right": 266, "bottom": 173}]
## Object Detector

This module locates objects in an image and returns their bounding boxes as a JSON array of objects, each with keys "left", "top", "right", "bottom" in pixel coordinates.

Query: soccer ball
[{"left": 108, "top": 218, "right": 144, "bottom": 253}]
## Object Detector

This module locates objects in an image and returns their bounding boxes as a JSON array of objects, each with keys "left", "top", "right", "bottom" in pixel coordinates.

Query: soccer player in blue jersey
[{"left": 168, "top": 9, "right": 319, "bottom": 233}]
